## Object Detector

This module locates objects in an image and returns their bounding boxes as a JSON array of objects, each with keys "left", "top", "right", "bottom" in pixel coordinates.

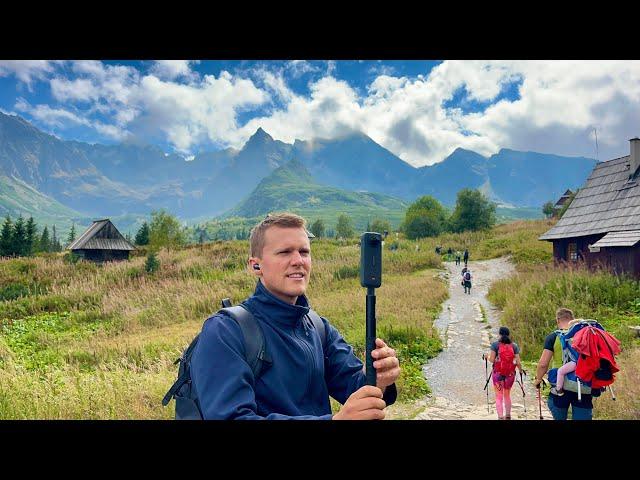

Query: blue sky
[{"left": 1, "top": 60, "right": 638, "bottom": 166}]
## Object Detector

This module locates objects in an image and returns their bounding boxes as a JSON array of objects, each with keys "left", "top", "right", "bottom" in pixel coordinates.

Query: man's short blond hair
[
  {"left": 249, "top": 212, "right": 307, "bottom": 257},
  {"left": 556, "top": 307, "right": 574, "bottom": 321}
]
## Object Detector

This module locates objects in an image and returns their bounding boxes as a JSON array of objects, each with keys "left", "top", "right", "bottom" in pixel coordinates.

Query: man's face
[{"left": 250, "top": 226, "right": 311, "bottom": 304}]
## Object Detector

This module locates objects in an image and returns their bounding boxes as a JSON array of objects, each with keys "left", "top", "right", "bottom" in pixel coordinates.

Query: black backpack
[{"left": 162, "top": 298, "right": 326, "bottom": 419}]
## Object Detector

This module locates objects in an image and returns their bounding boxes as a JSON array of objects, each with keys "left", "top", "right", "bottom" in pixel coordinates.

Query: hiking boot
[{"left": 505, "top": 416, "right": 511, "bottom": 420}]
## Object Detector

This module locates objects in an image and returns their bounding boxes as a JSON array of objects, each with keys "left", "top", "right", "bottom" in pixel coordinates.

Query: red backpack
[{"left": 494, "top": 343, "right": 516, "bottom": 377}]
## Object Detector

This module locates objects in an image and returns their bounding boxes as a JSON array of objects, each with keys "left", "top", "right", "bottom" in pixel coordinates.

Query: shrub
[{"left": 144, "top": 252, "right": 160, "bottom": 273}]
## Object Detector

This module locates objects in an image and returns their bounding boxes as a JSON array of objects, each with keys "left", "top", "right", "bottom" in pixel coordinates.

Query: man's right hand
[
  {"left": 332, "top": 385, "right": 386, "bottom": 420},
  {"left": 534, "top": 378, "right": 543, "bottom": 399}
]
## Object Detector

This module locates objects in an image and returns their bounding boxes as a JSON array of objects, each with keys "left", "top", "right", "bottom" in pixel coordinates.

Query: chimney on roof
[{"left": 630, "top": 137, "right": 640, "bottom": 176}]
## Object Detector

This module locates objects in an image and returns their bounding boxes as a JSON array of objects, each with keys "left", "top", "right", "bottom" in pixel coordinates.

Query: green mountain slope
[
  {"left": 0, "top": 175, "right": 92, "bottom": 231},
  {"left": 223, "top": 159, "right": 409, "bottom": 229}
]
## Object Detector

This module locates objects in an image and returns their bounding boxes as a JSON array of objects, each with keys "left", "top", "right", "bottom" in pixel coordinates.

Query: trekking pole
[
  {"left": 536, "top": 378, "right": 547, "bottom": 420},
  {"left": 516, "top": 370, "right": 526, "bottom": 413},
  {"left": 537, "top": 383, "right": 542, "bottom": 420},
  {"left": 360, "top": 232, "right": 382, "bottom": 387},
  {"left": 522, "top": 370, "right": 527, "bottom": 413},
  {"left": 608, "top": 385, "right": 616, "bottom": 401},
  {"left": 483, "top": 354, "right": 490, "bottom": 413}
]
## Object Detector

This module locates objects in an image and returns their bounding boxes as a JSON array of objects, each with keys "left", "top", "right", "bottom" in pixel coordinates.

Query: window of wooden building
[{"left": 568, "top": 242, "right": 577, "bottom": 262}]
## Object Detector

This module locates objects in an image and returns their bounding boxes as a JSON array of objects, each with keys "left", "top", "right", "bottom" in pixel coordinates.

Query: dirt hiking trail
[{"left": 393, "top": 257, "right": 552, "bottom": 420}]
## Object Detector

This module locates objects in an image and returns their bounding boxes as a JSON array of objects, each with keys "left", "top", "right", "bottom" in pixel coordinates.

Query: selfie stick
[{"left": 360, "top": 232, "right": 382, "bottom": 386}]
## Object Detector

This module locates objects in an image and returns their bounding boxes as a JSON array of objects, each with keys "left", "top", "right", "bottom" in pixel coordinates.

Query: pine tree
[
  {"left": 134, "top": 222, "right": 150, "bottom": 246},
  {"left": 52, "top": 225, "right": 61, "bottom": 252},
  {"left": 67, "top": 223, "right": 76, "bottom": 245},
  {"left": 39, "top": 226, "right": 50, "bottom": 253},
  {"left": 12, "top": 215, "right": 27, "bottom": 256},
  {"left": 0, "top": 215, "right": 13, "bottom": 256},
  {"left": 25, "top": 216, "right": 37, "bottom": 255}
]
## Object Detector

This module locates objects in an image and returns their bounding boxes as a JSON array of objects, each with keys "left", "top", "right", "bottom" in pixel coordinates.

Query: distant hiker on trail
[
  {"left": 435, "top": 245, "right": 442, "bottom": 255},
  {"left": 463, "top": 248, "right": 469, "bottom": 266},
  {"left": 534, "top": 308, "right": 593, "bottom": 420},
  {"left": 180, "top": 212, "right": 400, "bottom": 419},
  {"left": 455, "top": 250, "right": 461, "bottom": 265},
  {"left": 462, "top": 268, "right": 472, "bottom": 294},
  {"left": 485, "top": 326, "right": 523, "bottom": 420},
  {"left": 447, "top": 247, "right": 452, "bottom": 260}
]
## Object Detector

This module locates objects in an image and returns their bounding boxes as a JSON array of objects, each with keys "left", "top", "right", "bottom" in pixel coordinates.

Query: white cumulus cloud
[
  {"left": 150, "top": 60, "right": 200, "bottom": 81},
  {"left": 15, "top": 98, "right": 90, "bottom": 127},
  {"left": 0, "top": 60, "right": 59, "bottom": 87},
  {"left": 9, "top": 60, "right": 640, "bottom": 166}
]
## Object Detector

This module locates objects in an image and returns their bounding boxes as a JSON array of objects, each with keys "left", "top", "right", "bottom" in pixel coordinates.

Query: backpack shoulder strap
[
  {"left": 220, "top": 305, "right": 272, "bottom": 379},
  {"left": 162, "top": 334, "right": 200, "bottom": 406},
  {"left": 307, "top": 309, "right": 326, "bottom": 352}
]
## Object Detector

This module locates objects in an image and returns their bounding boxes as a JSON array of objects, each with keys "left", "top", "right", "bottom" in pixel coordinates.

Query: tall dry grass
[{"left": 0, "top": 238, "right": 446, "bottom": 418}]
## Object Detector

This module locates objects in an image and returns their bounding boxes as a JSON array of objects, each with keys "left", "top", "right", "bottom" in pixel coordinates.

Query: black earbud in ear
[{"left": 253, "top": 264, "right": 260, "bottom": 270}]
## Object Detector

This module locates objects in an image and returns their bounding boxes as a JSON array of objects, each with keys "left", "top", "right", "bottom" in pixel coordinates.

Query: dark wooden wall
[
  {"left": 73, "top": 249, "right": 130, "bottom": 262},
  {"left": 551, "top": 237, "right": 640, "bottom": 279}
]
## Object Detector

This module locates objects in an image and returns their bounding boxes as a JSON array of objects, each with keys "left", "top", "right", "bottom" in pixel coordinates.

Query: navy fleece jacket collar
[{"left": 243, "top": 279, "right": 310, "bottom": 327}]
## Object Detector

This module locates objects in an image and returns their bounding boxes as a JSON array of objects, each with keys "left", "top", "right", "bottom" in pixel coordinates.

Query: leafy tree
[
  {"left": 310, "top": 219, "right": 326, "bottom": 238},
  {"left": 335, "top": 214, "right": 354, "bottom": 239},
  {"left": 402, "top": 195, "right": 448, "bottom": 239},
  {"left": 148, "top": 210, "right": 186, "bottom": 252},
  {"left": 542, "top": 201, "right": 555, "bottom": 218},
  {"left": 370, "top": 219, "right": 391, "bottom": 236},
  {"left": 558, "top": 190, "right": 578, "bottom": 219},
  {"left": 448, "top": 189, "right": 496, "bottom": 233},
  {"left": 135, "top": 222, "right": 150, "bottom": 246},
  {"left": 25, "top": 216, "right": 37, "bottom": 255},
  {"left": 0, "top": 216, "right": 13, "bottom": 256},
  {"left": 405, "top": 216, "right": 444, "bottom": 240}
]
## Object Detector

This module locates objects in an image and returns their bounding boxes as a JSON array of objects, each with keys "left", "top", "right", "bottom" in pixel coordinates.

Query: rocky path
[{"left": 408, "top": 258, "right": 552, "bottom": 420}]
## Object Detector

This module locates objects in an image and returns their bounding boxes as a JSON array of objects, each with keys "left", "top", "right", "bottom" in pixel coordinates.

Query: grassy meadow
[
  {"left": 0, "top": 238, "right": 447, "bottom": 419},
  {"left": 2, "top": 217, "right": 638, "bottom": 419}
]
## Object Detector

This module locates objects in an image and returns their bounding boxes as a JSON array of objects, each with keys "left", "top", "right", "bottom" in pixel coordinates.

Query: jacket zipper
[{"left": 294, "top": 317, "right": 315, "bottom": 412}]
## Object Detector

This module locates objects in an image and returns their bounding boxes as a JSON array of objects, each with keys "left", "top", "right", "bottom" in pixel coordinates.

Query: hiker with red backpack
[
  {"left": 485, "top": 326, "right": 524, "bottom": 420},
  {"left": 533, "top": 307, "right": 621, "bottom": 420}
]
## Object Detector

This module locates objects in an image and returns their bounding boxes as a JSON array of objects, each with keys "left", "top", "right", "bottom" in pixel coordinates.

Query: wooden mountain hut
[
  {"left": 539, "top": 138, "right": 640, "bottom": 278},
  {"left": 67, "top": 219, "right": 136, "bottom": 262}
]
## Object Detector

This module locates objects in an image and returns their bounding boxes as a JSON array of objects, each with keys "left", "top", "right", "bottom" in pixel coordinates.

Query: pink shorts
[{"left": 492, "top": 371, "right": 515, "bottom": 390}]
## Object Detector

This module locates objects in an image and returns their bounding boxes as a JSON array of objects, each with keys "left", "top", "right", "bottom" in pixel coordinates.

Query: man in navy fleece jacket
[{"left": 190, "top": 212, "right": 400, "bottom": 419}]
